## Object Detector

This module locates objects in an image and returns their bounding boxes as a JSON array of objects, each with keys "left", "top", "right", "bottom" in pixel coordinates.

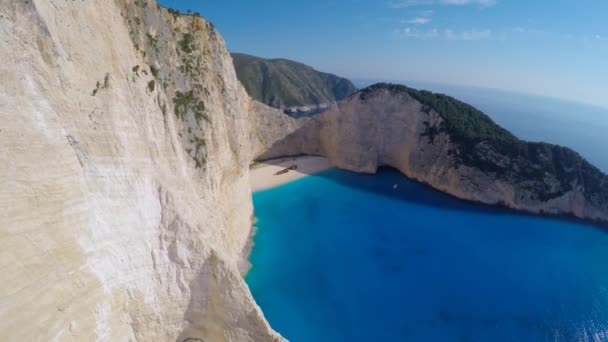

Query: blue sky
[{"left": 158, "top": 0, "right": 608, "bottom": 109}]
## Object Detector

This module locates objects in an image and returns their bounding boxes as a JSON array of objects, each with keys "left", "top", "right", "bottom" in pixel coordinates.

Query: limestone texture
[{"left": 0, "top": 0, "right": 285, "bottom": 341}]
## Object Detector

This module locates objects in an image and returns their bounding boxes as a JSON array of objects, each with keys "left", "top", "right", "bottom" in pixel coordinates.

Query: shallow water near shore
[{"left": 247, "top": 168, "right": 608, "bottom": 342}]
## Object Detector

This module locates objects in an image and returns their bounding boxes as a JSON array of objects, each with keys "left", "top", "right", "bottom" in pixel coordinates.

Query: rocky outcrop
[
  {"left": 0, "top": 0, "right": 284, "bottom": 341},
  {"left": 257, "top": 84, "right": 608, "bottom": 224}
]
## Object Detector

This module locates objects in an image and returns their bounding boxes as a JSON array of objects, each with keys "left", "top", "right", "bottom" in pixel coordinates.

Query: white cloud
[
  {"left": 395, "top": 27, "right": 492, "bottom": 40},
  {"left": 388, "top": 0, "right": 495, "bottom": 8},
  {"left": 440, "top": 0, "right": 495, "bottom": 5},
  {"left": 401, "top": 9, "right": 433, "bottom": 24},
  {"left": 402, "top": 17, "right": 431, "bottom": 24},
  {"left": 394, "top": 27, "right": 440, "bottom": 38},
  {"left": 445, "top": 29, "right": 492, "bottom": 40},
  {"left": 417, "top": 10, "right": 435, "bottom": 16}
]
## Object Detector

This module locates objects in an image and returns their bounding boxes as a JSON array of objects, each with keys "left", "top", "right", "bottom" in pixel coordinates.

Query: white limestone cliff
[{"left": 0, "top": 0, "right": 287, "bottom": 341}]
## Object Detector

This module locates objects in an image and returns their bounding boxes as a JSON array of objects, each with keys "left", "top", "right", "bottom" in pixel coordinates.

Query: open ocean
[{"left": 246, "top": 85, "right": 608, "bottom": 341}]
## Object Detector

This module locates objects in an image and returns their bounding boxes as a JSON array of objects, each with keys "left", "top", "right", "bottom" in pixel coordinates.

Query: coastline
[
  {"left": 244, "top": 166, "right": 608, "bottom": 342},
  {"left": 245, "top": 155, "right": 332, "bottom": 276},
  {"left": 249, "top": 156, "right": 333, "bottom": 192}
]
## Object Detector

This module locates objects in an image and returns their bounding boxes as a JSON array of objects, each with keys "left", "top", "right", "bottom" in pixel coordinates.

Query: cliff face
[
  {"left": 259, "top": 85, "right": 608, "bottom": 224},
  {"left": 0, "top": 0, "right": 285, "bottom": 341}
]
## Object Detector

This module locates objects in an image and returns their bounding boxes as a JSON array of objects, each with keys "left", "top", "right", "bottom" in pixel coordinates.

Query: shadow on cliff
[
  {"left": 253, "top": 154, "right": 326, "bottom": 173},
  {"left": 254, "top": 117, "right": 322, "bottom": 162},
  {"left": 176, "top": 251, "right": 279, "bottom": 342}
]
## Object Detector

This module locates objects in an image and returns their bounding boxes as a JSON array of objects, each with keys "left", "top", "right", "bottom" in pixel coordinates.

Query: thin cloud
[
  {"left": 395, "top": 27, "right": 492, "bottom": 40},
  {"left": 388, "top": 0, "right": 495, "bottom": 8},
  {"left": 394, "top": 27, "right": 440, "bottom": 38},
  {"left": 445, "top": 29, "right": 492, "bottom": 40},
  {"left": 417, "top": 10, "right": 435, "bottom": 16},
  {"left": 402, "top": 17, "right": 432, "bottom": 25},
  {"left": 402, "top": 9, "right": 433, "bottom": 24},
  {"left": 441, "top": 0, "right": 495, "bottom": 5}
]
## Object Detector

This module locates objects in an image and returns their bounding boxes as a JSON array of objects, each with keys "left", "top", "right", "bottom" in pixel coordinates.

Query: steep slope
[
  {"left": 231, "top": 53, "right": 356, "bottom": 110},
  {"left": 0, "top": 1, "right": 285, "bottom": 341},
  {"left": 257, "top": 84, "right": 608, "bottom": 224}
]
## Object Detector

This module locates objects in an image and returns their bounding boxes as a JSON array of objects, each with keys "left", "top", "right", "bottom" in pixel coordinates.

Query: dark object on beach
[{"left": 274, "top": 164, "right": 298, "bottom": 176}]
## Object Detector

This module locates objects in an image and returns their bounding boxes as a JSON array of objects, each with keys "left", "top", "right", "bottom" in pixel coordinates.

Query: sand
[{"left": 249, "top": 156, "right": 333, "bottom": 191}]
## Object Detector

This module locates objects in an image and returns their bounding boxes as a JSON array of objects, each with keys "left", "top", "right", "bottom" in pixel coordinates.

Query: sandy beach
[{"left": 249, "top": 156, "right": 333, "bottom": 191}]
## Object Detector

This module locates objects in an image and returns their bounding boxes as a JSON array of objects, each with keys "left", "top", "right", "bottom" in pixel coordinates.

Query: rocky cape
[
  {"left": 1, "top": 0, "right": 607, "bottom": 342},
  {"left": 260, "top": 84, "right": 608, "bottom": 224}
]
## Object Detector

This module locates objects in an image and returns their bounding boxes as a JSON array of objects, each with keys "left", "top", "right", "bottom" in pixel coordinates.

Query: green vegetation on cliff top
[
  {"left": 359, "top": 83, "right": 608, "bottom": 203},
  {"left": 359, "top": 83, "right": 518, "bottom": 148},
  {"left": 231, "top": 53, "right": 357, "bottom": 108}
]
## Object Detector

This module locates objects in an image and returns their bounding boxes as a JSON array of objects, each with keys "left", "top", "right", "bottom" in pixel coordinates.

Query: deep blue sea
[{"left": 246, "top": 86, "right": 608, "bottom": 341}]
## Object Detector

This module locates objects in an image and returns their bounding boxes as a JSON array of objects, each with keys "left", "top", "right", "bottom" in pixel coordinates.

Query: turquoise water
[{"left": 247, "top": 168, "right": 608, "bottom": 342}]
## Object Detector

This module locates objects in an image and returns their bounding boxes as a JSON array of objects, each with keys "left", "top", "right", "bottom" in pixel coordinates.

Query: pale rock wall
[{"left": 0, "top": 0, "right": 284, "bottom": 341}]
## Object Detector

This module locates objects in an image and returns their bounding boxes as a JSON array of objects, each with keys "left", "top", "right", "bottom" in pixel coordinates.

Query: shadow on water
[
  {"left": 258, "top": 155, "right": 608, "bottom": 232},
  {"left": 321, "top": 166, "right": 608, "bottom": 231}
]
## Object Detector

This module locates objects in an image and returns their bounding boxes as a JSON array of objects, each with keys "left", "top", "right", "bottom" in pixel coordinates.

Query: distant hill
[{"left": 231, "top": 53, "right": 357, "bottom": 109}]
